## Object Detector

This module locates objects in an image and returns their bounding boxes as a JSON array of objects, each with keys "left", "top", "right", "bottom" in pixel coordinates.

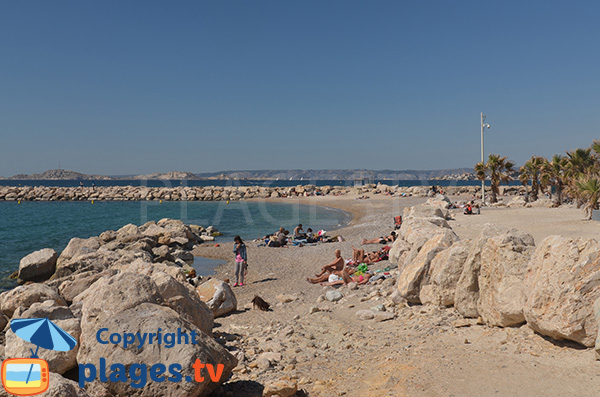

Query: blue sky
[{"left": 1, "top": 1, "right": 599, "bottom": 176}]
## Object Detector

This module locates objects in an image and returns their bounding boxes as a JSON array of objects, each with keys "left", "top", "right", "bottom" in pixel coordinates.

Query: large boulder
[
  {"left": 115, "top": 258, "right": 187, "bottom": 283},
  {"left": 196, "top": 279, "right": 237, "bottom": 318},
  {"left": 77, "top": 303, "right": 236, "bottom": 396},
  {"left": 388, "top": 238, "right": 411, "bottom": 269},
  {"left": 56, "top": 237, "right": 101, "bottom": 268},
  {"left": 5, "top": 301, "right": 80, "bottom": 374},
  {"left": 454, "top": 224, "right": 516, "bottom": 318},
  {"left": 18, "top": 248, "right": 57, "bottom": 282},
  {"left": 57, "top": 270, "right": 117, "bottom": 304},
  {"left": 426, "top": 194, "right": 453, "bottom": 209},
  {"left": 420, "top": 240, "right": 471, "bottom": 306},
  {"left": 150, "top": 271, "right": 214, "bottom": 335},
  {"left": 396, "top": 230, "right": 459, "bottom": 303},
  {"left": 74, "top": 271, "right": 236, "bottom": 395},
  {"left": 44, "top": 372, "right": 90, "bottom": 396},
  {"left": 0, "top": 284, "right": 66, "bottom": 318},
  {"left": 523, "top": 236, "right": 600, "bottom": 347},
  {"left": 403, "top": 204, "right": 450, "bottom": 221},
  {"left": 477, "top": 230, "right": 535, "bottom": 327},
  {"left": 116, "top": 223, "right": 140, "bottom": 239},
  {"left": 398, "top": 216, "right": 451, "bottom": 249},
  {"left": 53, "top": 250, "right": 121, "bottom": 279},
  {"left": 142, "top": 224, "right": 168, "bottom": 239}
]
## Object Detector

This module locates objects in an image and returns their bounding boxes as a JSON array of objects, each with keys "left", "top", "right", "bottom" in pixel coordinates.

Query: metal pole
[{"left": 481, "top": 112, "right": 485, "bottom": 203}]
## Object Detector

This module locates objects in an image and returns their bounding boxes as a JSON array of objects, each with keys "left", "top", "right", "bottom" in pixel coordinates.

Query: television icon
[{"left": 1, "top": 358, "right": 49, "bottom": 396}]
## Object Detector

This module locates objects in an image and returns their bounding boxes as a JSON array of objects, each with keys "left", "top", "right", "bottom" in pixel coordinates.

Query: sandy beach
[{"left": 194, "top": 195, "right": 600, "bottom": 397}]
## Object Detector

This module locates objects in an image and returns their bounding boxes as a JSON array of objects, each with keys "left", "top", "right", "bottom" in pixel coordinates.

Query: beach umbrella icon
[{"left": 9, "top": 318, "right": 77, "bottom": 383}]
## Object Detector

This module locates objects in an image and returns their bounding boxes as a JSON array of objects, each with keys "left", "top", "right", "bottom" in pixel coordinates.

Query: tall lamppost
[{"left": 480, "top": 112, "right": 490, "bottom": 203}]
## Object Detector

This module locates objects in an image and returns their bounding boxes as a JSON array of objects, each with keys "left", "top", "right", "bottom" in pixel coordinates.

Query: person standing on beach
[{"left": 233, "top": 235, "right": 247, "bottom": 287}]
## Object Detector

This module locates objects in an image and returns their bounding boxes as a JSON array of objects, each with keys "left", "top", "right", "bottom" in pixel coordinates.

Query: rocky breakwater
[
  {"left": 0, "top": 219, "right": 237, "bottom": 396},
  {"left": 388, "top": 199, "right": 600, "bottom": 354},
  {"left": 0, "top": 183, "right": 527, "bottom": 201}
]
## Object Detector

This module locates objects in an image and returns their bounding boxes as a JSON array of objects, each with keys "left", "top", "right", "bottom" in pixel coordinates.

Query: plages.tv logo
[{"left": 1, "top": 318, "right": 77, "bottom": 396}]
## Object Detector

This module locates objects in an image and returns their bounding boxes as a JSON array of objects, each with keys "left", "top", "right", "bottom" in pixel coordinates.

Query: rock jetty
[
  {"left": 0, "top": 219, "right": 237, "bottom": 396},
  {"left": 0, "top": 184, "right": 527, "bottom": 201},
  {"left": 390, "top": 200, "right": 600, "bottom": 349}
]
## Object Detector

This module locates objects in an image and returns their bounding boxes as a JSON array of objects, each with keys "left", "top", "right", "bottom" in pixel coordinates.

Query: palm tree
[
  {"left": 565, "top": 147, "right": 597, "bottom": 206},
  {"left": 540, "top": 154, "right": 568, "bottom": 205},
  {"left": 576, "top": 175, "right": 600, "bottom": 220},
  {"left": 566, "top": 147, "right": 595, "bottom": 177},
  {"left": 474, "top": 154, "right": 515, "bottom": 203},
  {"left": 519, "top": 156, "right": 546, "bottom": 202}
]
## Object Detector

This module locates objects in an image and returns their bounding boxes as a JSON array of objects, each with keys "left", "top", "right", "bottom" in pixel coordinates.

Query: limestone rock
[
  {"left": 74, "top": 271, "right": 236, "bottom": 395},
  {"left": 196, "top": 278, "right": 237, "bottom": 318},
  {"left": 57, "top": 270, "right": 116, "bottom": 304},
  {"left": 523, "top": 236, "right": 600, "bottom": 347},
  {"left": 507, "top": 196, "right": 527, "bottom": 208},
  {"left": 325, "top": 290, "right": 343, "bottom": 302},
  {"left": 276, "top": 294, "right": 297, "bottom": 303},
  {"left": 388, "top": 238, "right": 412, "bottom": 268},
  {"left": 5, "top": 301, "right": 80, "bottom": 374},
  {"left": 426, "top": 194, "right": 453, "bottom": 209},
  {"left": 356, "top": 310, "right": 375, "bottom": 320},
  {"left": 56, "top": 237, "right": 101, "bottom": 268},
  {"left": 142, "top": 224, "right": 168, "bottom": 238},
  {"left": 0, "top": 284, "right": 66, "bottom": 318},
  {"left": 397, "top": 230, "right": 459, "bottom": 303},
  {"left": 53, "top": 250, "right": 121, "bottom": 279},
  {"left": 77, "top": 303, "right": 236, "bottom": 396},
  {"left": 374, "top": 312, "right": 395, "bottom": 322},
  {"left": 44, "top": 372, "right": 90, "bottom": 396},
  {"left": 18, "top": 248, "right": 57, "bottom": 282},
  {"left": 477, "top": 230, "right": 535, "bottom": 327},
  {"left": 116, "top": 223, "right": 140, "bottom": 238},
  {"left": 420, "top": 240, "right": 470, "bottom": 306},
  {"left": 150, "top": 271, "right": 214, "bottom": 335},
  {"left": 263, "top": 379, "right": 298, "bottom": 397},
  {"left": 403, "top": 204, "right": 450, "bottom": 221},
  {"left": 454, "top": 224, "right": 521, "bottom": 318}
]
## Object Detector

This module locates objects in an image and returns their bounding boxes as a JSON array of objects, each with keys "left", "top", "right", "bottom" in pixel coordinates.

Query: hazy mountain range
[{"left": 0, "top": 168, "right": 476, "bottom": 180}]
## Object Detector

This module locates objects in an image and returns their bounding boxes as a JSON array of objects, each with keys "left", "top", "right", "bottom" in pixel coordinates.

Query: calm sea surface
[{"left": 0, "top": 201, "right": 350, "bottom": 291}]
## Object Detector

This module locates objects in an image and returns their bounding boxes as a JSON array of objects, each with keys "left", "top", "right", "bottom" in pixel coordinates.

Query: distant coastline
[{"left": 0, "top": 168, "right": 477, "bottom": 181}]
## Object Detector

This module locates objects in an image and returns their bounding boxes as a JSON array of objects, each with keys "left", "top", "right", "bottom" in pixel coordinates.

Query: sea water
[{"left": 0, "top": 200, "right": 350, "bottom": 290}]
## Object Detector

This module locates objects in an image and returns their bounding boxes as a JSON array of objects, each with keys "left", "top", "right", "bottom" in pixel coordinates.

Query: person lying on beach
[
  {"left": 306, "top": 249, "right": 344, "bottom": 283},
  {"left": 320, "top": 268, "right": 372, "bottom": 286},
  {"left": 351, "top": 246, "right": 390, "bottom": 264},
  {"left": 361, "top": 231, "right": 396, "bottom": 245}
]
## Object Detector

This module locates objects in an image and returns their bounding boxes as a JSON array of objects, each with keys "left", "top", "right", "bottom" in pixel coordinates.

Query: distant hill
[
  {"left": 3, "top": 169, "right": 113, "bottom": 180},
  {"left": 194, "top": 168, "right": 476, "bottom": 180},
  {"left": 1, "top": 168, "right": 476, "bottom": 181},
  {"left": 131, "top": 171, "right": 200, "bottom": 180}
]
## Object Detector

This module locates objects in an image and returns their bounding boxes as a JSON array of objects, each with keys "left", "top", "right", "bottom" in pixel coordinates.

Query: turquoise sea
[{"left": 0, "top": 201, "right": 350, "bottom": 290}]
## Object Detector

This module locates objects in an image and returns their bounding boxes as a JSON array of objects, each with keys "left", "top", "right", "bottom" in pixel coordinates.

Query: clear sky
[{"left": 1, "top": 1, "right": 599, "bottom": 176}]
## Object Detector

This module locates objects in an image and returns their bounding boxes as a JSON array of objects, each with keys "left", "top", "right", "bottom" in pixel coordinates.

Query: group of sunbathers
[
  {"left": 259, "top": 224, "right": 344, "bottom": 247},
  {"left": 306, "top": 241, "right": 393, "bottom": 286}
]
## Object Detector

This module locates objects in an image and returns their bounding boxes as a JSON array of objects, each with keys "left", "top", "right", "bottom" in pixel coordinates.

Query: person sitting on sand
[
  {"left": 294, "top": 224, "right": 307, "bottom": 239},
  {"left": 306, "top": 250, "right": 344, "bottom": 283},
  {"left": 268, "top": 228, "right": 289, "bottom": 247},
  {"left": 361, "top": 231, "right": 396, "bottom": 245},
  {"left": 320, "top": 268, "right": 372, "bottom": 286},
  {"left": 464, "top": 201, "right": 474, "bottom": 215},
  {"left": 305, "top": 228, "right": 318, "bottom": 243}
]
